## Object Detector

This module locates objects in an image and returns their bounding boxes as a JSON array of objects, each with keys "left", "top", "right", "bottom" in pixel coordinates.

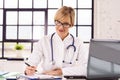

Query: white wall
[{"left": 94, "top": 0, "right": 120, "bottom": 39}]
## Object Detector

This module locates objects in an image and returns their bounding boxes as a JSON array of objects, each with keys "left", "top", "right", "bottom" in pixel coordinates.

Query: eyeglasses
[{"left": 55, "top": 20, "right": 71, "bottom": 28}]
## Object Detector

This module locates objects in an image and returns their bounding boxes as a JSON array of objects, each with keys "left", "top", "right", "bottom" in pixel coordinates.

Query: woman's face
[{"left": 55, "top": 19, "right": 71, "bottom": 40}]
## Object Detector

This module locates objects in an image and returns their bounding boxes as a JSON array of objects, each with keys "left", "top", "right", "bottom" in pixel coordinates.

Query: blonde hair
[{"left": 54, "top": 6, "right": 75, "bottom": 27}]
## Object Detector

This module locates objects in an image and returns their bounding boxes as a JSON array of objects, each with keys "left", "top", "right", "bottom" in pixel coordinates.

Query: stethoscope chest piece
[{"left": 51, "top": 60, "right": 55, "bottom": 65}]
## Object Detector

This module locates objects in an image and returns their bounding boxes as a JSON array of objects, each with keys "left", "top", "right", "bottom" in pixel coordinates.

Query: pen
[
  {"left": 25, "top": 62, "right": 37, "bottom": 72},
  {"left": 25, "top": 62, "right": 31, "bottom": 66}
]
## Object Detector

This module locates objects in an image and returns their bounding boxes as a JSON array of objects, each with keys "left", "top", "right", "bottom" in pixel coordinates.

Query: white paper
[
  {"left": 19, "top": 73, "right": 62, "bottom": 79},
  {"left": 0, "top": 71, "right": 9, "bottom": 76}
]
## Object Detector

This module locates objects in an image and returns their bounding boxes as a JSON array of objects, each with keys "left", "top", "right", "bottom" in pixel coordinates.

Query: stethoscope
[{"left": 50, "top": 33, "right": 78, "bottom": 65}]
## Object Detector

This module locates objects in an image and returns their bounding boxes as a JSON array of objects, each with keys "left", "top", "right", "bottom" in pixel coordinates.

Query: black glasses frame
[{"left": 55, "top": 20, "right": 71, "bottom": 28}]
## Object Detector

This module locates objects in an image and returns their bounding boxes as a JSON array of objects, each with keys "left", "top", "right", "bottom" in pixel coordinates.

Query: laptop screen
[{"left": 87, "top": 39, "right": 120, "bottom": 79}]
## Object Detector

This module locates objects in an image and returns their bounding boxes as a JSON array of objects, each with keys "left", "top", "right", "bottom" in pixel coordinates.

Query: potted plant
[
  {"left": 15, "top": 44, "right": 24, "bottom": 50},
  {"left": 14, "top": 44, "right": 24, "bottom": 57}
]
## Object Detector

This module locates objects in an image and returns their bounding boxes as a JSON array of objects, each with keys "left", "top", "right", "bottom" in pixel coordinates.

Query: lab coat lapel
[{"left": 53, "top": 33, "right": 64, "bottom": 67}]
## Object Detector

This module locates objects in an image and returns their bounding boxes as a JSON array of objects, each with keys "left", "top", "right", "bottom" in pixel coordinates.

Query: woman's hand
[
  {"left": 42, "top": 68, "right": 63, "bottom": 76},
  {"left": 24, "top": 66, "right": 37, "bottom": 75}
]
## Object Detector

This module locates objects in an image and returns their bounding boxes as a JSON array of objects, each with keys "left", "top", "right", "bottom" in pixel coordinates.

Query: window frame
[{"left": 0, "top": 0, "right": 94, "bottom": 60}]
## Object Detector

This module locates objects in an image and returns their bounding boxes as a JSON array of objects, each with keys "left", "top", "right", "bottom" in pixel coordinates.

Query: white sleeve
[
  {"left": 26, "top": 40, "right": 43, "bottom": 66},
  {"left": 62, "top": 40, "right": 89, "bottom": 76}
]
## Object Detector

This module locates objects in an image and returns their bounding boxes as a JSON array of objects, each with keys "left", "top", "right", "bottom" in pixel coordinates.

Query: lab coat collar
[
  {"left": 63, "top": 33, "right": 71, "bottom": 42},
  {"left": 54, "top": 33, "right": 71, "bottom": 42},
  {"left": 53, "top": 33, "right": 63, "bottom": 43}
]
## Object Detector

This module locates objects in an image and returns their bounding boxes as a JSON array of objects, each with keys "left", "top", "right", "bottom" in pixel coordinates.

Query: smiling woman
[{"left": 24, "top": 6, "right": 89, "bottom": 77}]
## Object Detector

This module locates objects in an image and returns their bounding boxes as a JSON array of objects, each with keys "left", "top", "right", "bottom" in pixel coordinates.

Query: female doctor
[{"left": 25, "top": 6, "right": 88, "bottom": 76}]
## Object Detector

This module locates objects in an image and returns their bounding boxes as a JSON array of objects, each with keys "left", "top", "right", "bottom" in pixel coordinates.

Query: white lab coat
[{"left": 27, "top": 33, "right": 89, "bottom": 76}]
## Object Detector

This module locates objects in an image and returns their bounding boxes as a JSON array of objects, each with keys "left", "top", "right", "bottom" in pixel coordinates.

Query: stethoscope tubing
[
  {"left": 50, "top": 33, "right": 55, "bottom": 64},
  {"left": 50, "top": 33, "right": 77, "bottom": 65},
  {"left": 67, "top": 34, "right": 76, "bottom": 52}
]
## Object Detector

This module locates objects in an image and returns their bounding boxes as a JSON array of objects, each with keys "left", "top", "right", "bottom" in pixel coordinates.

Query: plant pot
[{"left": 16, "top": 50, "right": 23, "bottom": 58}]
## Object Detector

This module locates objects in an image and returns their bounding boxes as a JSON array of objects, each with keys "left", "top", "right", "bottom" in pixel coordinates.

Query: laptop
[{"left": 87, "top": 39, "right": 120, "bottom": 80}]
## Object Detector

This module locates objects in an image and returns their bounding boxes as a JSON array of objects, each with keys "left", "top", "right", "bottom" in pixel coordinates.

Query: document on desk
[
  {"left": 2, "top": 72, "right": 20, "bottom": 77},
  {"left": 0, "top": 71, "right": 9, "bottom": 76},
  {"left": 0, "top": 72, "right": 21, "bottom": 80},
  {"left": 20, "top": 74, "right": 62, "bottom": 79}
]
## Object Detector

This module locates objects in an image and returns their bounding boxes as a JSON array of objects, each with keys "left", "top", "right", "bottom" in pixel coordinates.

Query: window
[{"left": 0, "top": 0, "right": 93, "bottom": 59}]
